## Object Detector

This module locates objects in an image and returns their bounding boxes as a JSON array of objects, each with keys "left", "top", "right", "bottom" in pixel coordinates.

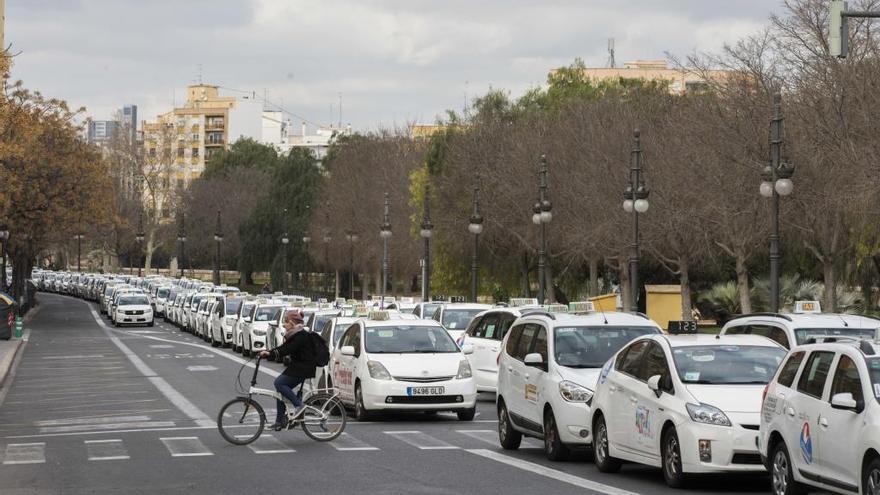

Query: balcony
[{"left": 205, "top": 116, "right": 225, "bottom": 130}]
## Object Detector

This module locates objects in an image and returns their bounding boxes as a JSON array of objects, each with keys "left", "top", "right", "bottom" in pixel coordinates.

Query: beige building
[
  {"left": 142, "top": 84, "right": 235, "bottom": 219},
  {"left": 564, "top": 60, "right": 727, "bottom": 94}
]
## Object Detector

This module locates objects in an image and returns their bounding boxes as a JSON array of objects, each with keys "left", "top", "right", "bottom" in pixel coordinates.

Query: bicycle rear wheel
[
  {"left": 218, "top": 397, "right": 265, "bottom": 445},
  {"left": 300, "top": 394, "right": 346, "bottom": 442}
]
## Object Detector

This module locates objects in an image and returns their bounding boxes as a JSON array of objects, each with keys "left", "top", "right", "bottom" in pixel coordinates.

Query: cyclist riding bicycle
[{"left": 259, "top": 310, "right": 317, "bottom": 431}]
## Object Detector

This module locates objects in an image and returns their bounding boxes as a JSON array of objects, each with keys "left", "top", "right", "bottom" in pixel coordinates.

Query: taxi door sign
[
  {"left": 635, "top": 405, "right": 655, "bottom": 440},
  {"left": 524, "top": 384, "right": 538, "bottom": 403},
  {"left": 800, "top": 422, "right": 813, "bottom": 464}
]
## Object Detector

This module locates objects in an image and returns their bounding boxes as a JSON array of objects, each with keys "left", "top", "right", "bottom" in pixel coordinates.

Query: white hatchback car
[
  {"left": 760, "top": 338, "right": 880, "bottom": 495},
  {"left": 112, "top": 292, "right": 154, "bottom": 327},
  {"left": 497, "top": 311, "right": 662, "bottom": 461},
  {"left": 458, "top": 307, "right": 523, "bottom": 393},
  {"left": 589, "top": 332, "right": 787, "bottom": 487},
  {"left": 332, "top": 312, "right": 477, "bottom": 421},
  {"left": 431, "top": 303, "right": 493, "bottom": 341},
  {"left": 240, "top": 302, "right": 283, "bottom": 357}
]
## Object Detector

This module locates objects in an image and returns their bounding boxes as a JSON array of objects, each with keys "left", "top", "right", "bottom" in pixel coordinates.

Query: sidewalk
[{"left": 0, "top": 304, "right": 38, "bottom": 390}]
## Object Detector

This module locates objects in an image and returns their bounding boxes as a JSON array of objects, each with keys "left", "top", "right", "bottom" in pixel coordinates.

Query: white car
[
  {"left": 240, "top": 301, "right": 283, "bottom": 357},
  {"left": 332, "top": 311, "right": 477, "bottom": 421},
  {"left": 306, "top": 309, "right": 342, "bottom": 335},
  {"left": 458, "top": 307, "right": 523, "bottom": 393},
  {"left": 209, "top": 295, "right": 245, "bottom": 347},
  {"left": 112, "top": 293, "right": 154, "bottom": 327},
  {"left": 411, "top": 301, "right": 445, "bottom": 319},
  {"left": 431, "top": 303, "right": 492, "bottom": 341},
  {"left": 760, "top": 338, "right": 880, "bottom": 495},
  {"left": 317, "top": 316, "right": 360, "bottom": 388},
  {"left": 589, "top": 332, "right": 787, "bottom": 487},
  {"left": 232, "top": 300, "right": 258, "bottom": 353},
  {"left": 720, "top": 300, "right": 880, "bottom": 349},
  {"left": 497, "top": 311, "right": 662, "bottom": 461},
  {"left": 195, "top": 294, "right": 223, "bottom": 339}
]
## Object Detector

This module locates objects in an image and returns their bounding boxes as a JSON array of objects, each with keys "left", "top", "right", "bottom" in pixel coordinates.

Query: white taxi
[
  {"left": 497, "top": 310, "right": 662, "bottom": 461},
  {"left": 589, "top": 331, "right": 787, "bottom": 487},
  {"left": 112, "top": 292, "right": 154, "bottom": 327},
  {"left": 332, "top": 311, "right": 477, "bottom": 421},
  {"left": 240, "top": 301, "right": 283, "bottom": 357},
  {"left": 431, "top": 303, "right": 492, "bottom": 341},
  {"left": 232, "top": 299, "right": 259, "bottom": 353},
  {"left": 760, "top": 338, "right": 880, "bottom": 495},
  {"left": 316, "top": 316, "right": 360, "bottom": 388},
  {"left": 720, "top": 300, "right": 880, "bottom": 349}
]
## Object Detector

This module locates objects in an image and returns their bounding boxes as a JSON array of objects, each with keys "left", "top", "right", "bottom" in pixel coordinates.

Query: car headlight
[
  {"left": 253, "top": 329, "right": 267, "bottom": 336},
  {"left": 686, "top": 403, "right": 732, "bottom": 427},
  {"left": 559, "top": 380, "right": 593, "bottom": 403},
  {"left": 456, "top": 359, "right": 472, "bottom": 379},
  {"left": 367, "top": 361, "right": 392, "bottom": 380}
]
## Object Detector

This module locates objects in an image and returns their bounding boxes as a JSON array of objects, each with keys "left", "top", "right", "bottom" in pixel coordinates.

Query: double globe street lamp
[
  {"left": 419, "top": 183, "right": 433, "bottom": 303},
  {"left": 345, "top": 231, "right": 359, "bottom": 299},
  {"left": 281, "top": 232, "right": 290, "bottom": 294},
  {"left": 176, "top": 213, "right": 187, "bottom": 278},
  {"left": 623, "top": 129, "right": 649, "bottom": 311},
  {"left": 213, "top": 210, "right": 224, "bottom": 286},
  {"left": 468, "top": 177, "right": 483, "bottom": 303},
  {"left": 760, "top": 93, "right": 794, "bottom": 313},
  {"left": 135, "top": 212, "right": 145, "bottom": 277},
  {"left": 531, "top": 155, "right": 552, "bottom": 304},
  {"left": 379, "top": 193, "right": 392, "bottom": 306}
]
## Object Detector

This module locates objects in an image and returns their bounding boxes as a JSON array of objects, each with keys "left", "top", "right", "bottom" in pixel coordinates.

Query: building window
[
  {"left": 192, "top": 148, "right": 199, "bottom": 158},
  {"left": 177, "top": 147, "right": 185, "bottom": 158}
]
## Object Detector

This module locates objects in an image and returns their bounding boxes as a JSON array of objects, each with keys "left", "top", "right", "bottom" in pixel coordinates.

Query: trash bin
[{"left": 0, "top": 292, "right": 14, "bottom": 340}]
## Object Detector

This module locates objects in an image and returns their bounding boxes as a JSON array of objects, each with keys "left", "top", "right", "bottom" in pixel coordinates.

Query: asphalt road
[{"left": 0, "top": 293, "right": 817, "bottom": 495}]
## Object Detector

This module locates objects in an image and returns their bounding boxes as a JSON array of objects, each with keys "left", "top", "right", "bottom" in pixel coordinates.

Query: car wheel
[
  {"left": 354, "top": 383, "right": 372, "bottom": 421},
  {"left": 147, "top": 321, "right": 154, "bottom": 327},
  {"left": 770, "top": 441, "right": 805, "bottom": 495},
  {"left": 497, "top": 400, "right": 522, "bottom": 450},
  {"left": 662, "top": 427, "right": 688, "bottom": 488},
  {"left": 864, "top": 457, "right": 880, "bottom": 495},
  {"left": 543, "top": 410, "right": 571, "bottom": 461},
  {"left": 457, "top": 407, "right": 476, "bottom": 421},
  {"left": 593, "top": 414, "right": 621, "bottom": 473}
]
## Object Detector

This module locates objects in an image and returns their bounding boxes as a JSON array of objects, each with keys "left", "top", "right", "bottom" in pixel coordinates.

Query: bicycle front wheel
[
  {"left": 301, "top": 394, "right": 346, "bottom": 442},
  {"left": 217, "top": 397, "right": 265, "bottom": 445}
]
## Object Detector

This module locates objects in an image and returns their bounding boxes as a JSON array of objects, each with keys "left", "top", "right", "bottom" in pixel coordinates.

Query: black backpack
[{"left": 308, "top": 331, "right": 331, "bottom": 367}]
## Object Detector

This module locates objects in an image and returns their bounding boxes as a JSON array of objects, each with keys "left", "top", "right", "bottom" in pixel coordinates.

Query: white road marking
[
  {"left": 2, "top": 442, "right": 46, "bottom": 465},
  {"left": 39, "top": 421, "right": 176, "bottom": 434},
  {"left": 243, "top": 435, "right": 295, "bottom": 454},
  {"left": 456, "top": 429, "right": 543, "bottom": 449},
  {"left": 85, "top": 439, "right": 129, "bottom": 461},
  {"left": 88, "top": 305, "right": 215, "bottom": 428},
  {"left": 41, "top": 355, "right": 105, "bottom": 360},
  {"left": 160, "top": 437, "right": 213, "bottom": 457},
  {"left": 35, "top": 415, "right": 152, "bottom": 427},
  {"left": 330, "top": 433, "right": 379, "bottom": 451},
  {"left": 466, "top": 449, "right": 641, "bottom": 495},
  {"left": 149, "top": 345, "right": 175, "bottom": 349},
  {"left": 186, "top": 366, "right": 218, "bottom": 371},
  {"left": 384, "top": 431, "right": 459, "bottom": 450}
]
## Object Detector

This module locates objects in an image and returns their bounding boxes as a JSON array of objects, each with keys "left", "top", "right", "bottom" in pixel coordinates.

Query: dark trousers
[{"left": 274, "top": 374, "right": 305, "bottom": 423}]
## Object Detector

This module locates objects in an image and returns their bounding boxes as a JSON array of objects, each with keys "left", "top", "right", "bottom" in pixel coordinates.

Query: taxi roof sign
[
  {"left": 510, "top": 298, "right": 539, "bottom": 307},
  {"left": 368, "top": 310, "right": 390, "bottom": 321},
  {"left": 668, "top": 320, "right": 698, "bottom": 335},
  {"left": 568, "top": 301, "right": 595, "bottom": 314},
  {"left": 545, "top": 304, "right": 570, "bottom": 313},
  {"left": 794, "top": 301, "right": 821, "bottom": 314}
]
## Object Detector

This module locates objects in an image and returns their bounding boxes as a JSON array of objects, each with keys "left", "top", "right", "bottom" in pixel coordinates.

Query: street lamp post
[
  {"left": 379, "top": 193, "right": 392, "bottom": 306},
  {"left": 623, "top": 129, "right": 649, "bottom": 312},
  {"left": 135, "top": 213, "right": 145, "bottom": 278},
  {"left": 213, "top": 210, "right": 224, "bottom": 286},
  {"left": 345, "top": 231, "right": 359, "bottom": 299},
  {"left": 176, "top": 213, "right": 187, "bottom": 278},
  {"left": 301, "top": 232, "right": 311, "bottom": 291},
  {"left": 531, "top": 155, "right": 552, "bottom": 304},
  {"left": 0, "top": 225, "right": 9, "bottom": 291},
  {"left": 760, "top": 93, "right": 795, "bottom": 313},
  {"left": 73, "top": 234, "right": 84, "bottom": 273},
  {"left": 323, "top": 232, "right": 332, "bottom": 294},
  {"left": 468, "top": 177, "right": 484, "bottom": 303},
  {"left": 281, "top": 232, "right": 290, "bottom": 294},
  {"left": 419, "top": 183, "right": 433, "bottom": 303}
]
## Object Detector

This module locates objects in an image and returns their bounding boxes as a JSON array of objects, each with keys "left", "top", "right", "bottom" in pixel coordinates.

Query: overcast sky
[{"left": 6, "top": 0, "right": 785, "bottom": 134}]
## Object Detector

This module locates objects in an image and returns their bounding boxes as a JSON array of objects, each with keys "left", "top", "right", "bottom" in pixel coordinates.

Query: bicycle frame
[{"left": 243, "top": 357, "right": 340, "bottom": 407}]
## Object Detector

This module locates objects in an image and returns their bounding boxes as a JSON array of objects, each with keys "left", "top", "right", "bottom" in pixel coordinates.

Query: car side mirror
[
  {"left": 647, "top": 375, "right": 663, "bottom": 398},
  {"left": 340, "top": 346, "right": 355, "bottom": 357},
  {"left": 461, "top": 344, "right": 474, "bottom": 355},
  {"left": 831, "top": 392, "right": 861, "bottom": 412},
  {"left": 243, "top": 317, "right": 252, "bottom": 323},
  {"left": 524, "top": 352, "right": 546, "bottom": 370},
  {"left": 268, "top": 321, "right": 277, "bottom": 328}
]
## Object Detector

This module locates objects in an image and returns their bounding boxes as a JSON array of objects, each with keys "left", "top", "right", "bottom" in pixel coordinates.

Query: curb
[{"left": 0, "top": 338, "right": 23, "bottom": 392}]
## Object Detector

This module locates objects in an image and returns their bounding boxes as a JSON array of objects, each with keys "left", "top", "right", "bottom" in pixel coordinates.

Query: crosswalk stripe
[
  {"left": 243, "top": 435, "right": 295, "bottom": 454},
  {"left": 384, "top": 431, "right": 459, "bottom": 450},
  {"left": 3, "top": 443, "right": 46, "bottom": 465},
  {"left": 160, "top": 437, "right": 213, "bottom": 457},
  {"left": 330, "top": 433, "right": 379, "bottom": 451},
  {"left": 85, "top": 439, "right": 129, "bottom": 461},
  {"left": 456, "top": 429, "right": 543, "bottom": 449}
]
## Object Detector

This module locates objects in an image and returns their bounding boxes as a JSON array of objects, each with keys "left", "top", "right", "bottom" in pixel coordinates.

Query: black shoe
[{"left": 269, "top": 421, "right": 286, "bottom": 431}]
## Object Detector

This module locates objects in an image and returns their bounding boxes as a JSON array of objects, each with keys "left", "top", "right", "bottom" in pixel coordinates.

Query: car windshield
[
  {"left": 240, "top": 303, "right": 255, "bottom": 317},
  {"left": 865, "top": 358, "right": 880, "bottom": 403},
  {"left": 672, "top": 345, "right": 786, "bottom": 385},
  {"left": 364, "top": 325, "right": 459, "bottom": 353},
  {"left": 191, "top": 295, "right": 205, "bottom": 308},
  {"left": 158, "top": 288, "right": 170, "bottom": 298},
  {"left": 554, "top": 326, "right": 658, "bottom": 368},
  {"left": 418, "top": 303, "right": 442, "bottom": 317},
  {"left": 794, "top": 327, "right": 878, "bottom": 346},
  {"left": 312, "top": 314, "right": 335, "bottom": 332},
  {"left": 333, "top": 324, "right": 353, "bottom": 345},
  {"left": 254, "top": 307, "right": 280, "bottom": 322},
  {"left": 225, "top": 298, "right": 243, "bottom": 315},
  {"left": 119, "top": 295, "right": 149, "bottom": 306},
  {"left": 441, "top": 309, "right": 482, "bottom": 330}
]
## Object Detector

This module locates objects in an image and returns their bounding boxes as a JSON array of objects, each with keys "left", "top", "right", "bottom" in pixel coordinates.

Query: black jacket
[{"left": 269, "top": 330, "right": 317, "bottom": 378}]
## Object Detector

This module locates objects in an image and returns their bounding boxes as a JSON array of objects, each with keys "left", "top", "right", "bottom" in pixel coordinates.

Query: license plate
[{"left": 407, "top": 386, "right": 444, "bottom": 396}]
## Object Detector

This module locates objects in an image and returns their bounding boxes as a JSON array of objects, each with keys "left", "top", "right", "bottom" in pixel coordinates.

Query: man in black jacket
[{"left": 259, "top": 310, "right": 317, "bottom": 430}]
